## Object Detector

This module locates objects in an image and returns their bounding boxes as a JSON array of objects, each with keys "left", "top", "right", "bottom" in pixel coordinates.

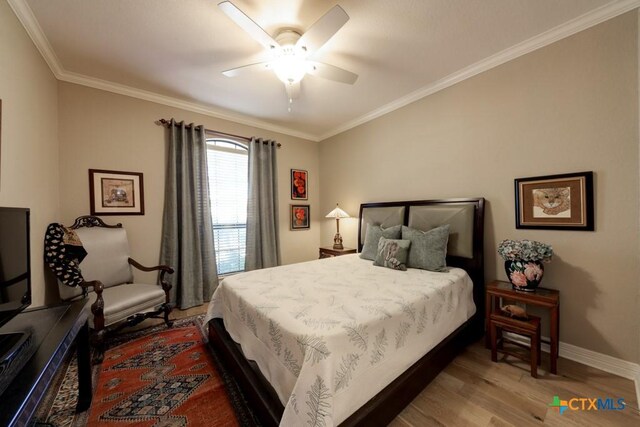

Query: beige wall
[
  {"left": 0, "top": 1, "right": 59, "bottom": 306},
  {"left": 58, "top": 83, "right": 320, "bottom": 286},
  {"left": 320, "top": 13, "right": 640, "bottom": 363}
]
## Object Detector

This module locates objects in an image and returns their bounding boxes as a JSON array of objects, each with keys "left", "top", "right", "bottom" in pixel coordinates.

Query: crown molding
[
  {"left": 58, "top": 71, "right": 319, "bottom": 141},
  {"left": 9, "top": 0, "right": 640, "bottom": 142},
  {"left": 7, "top": 0, "right": 318, "bottom": 142},
  {"left": 7, "top": 0, "right": 64, "bottom": 77},
  {"left": 318, "top": 0, "right": 640, "bottom": 140}
]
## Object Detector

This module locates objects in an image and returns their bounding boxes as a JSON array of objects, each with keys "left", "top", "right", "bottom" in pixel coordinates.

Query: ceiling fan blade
[
  {"left": 285, "top": 81, "right": 300, "bottom": 100},
  {"left": 222, "top": 61, "right": 273, "bottom": 77},
  {"left": 296, "top": 5, "right": 349, "bottom": 55},
  {"left": 306, "top": 61, "right": 358, "bottom": 85},
  {"left": 218, "top": 1, "right": 279, "bottom": 51}
]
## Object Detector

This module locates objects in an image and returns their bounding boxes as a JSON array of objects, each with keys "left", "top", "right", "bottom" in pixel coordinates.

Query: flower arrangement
[{"left": 498, "top": 239, "right": 553, "bottom": 262}]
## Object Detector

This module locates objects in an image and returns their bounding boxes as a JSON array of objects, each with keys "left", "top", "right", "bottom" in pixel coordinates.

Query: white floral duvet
[{"left": 205, "top": 254, "right": 476, "bottom": 426}]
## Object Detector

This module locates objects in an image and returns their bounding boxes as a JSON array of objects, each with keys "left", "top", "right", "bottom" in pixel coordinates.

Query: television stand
[
  {"left": 0, "top": 331, "right": 27, "bottom": 349},
  {"left": 0, "top": 299, "right": 91, "bottom": 427},
  {"left": 0, "top": 330, "right": 35, "bottom": 396}
]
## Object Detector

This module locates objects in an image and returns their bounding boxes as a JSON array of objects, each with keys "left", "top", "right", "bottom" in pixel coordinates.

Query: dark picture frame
[
  {"left": 291, "top": 169, "right": 308, "bottom": 200},
  {"left": 89, "top": 169, "right": 145, "bottom": 215},
  {"left": 515, "top": 171, "right": 593, "bottom": 230},
  {"left": 290, "top": 204, "right": 310, "bottom": 230}
]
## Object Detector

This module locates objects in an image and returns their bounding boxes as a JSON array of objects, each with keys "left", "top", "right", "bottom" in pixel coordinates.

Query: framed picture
[
  {"left": 89, "top": 169, "right": 145, "bottom": 215},
  {"left": 515, "top": 171, "right": 594, "bottom": 230},
  {"left": 290, "top": 204, "right": 310, "bottom": 230},
  {"left": 291, "top": 169, "right": 308, "bottom": 200}
]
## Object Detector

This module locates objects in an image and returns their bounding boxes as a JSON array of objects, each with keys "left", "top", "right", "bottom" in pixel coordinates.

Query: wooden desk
[
  {"left": 485, "top": 280, "right": 560, "bottom": 374},
  {"left": 0, "top": 299, "right": 91, "bottom": 427},
  {"left": 319, "top": 247, "right": 356, "bottom": 258}
]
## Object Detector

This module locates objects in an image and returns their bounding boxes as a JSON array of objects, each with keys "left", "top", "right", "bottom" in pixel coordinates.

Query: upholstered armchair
[{"left": 46, "top": 216, "right": 174, "bottom": 358}]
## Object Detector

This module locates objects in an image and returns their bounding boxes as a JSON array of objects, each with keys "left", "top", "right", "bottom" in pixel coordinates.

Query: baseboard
[{"left": 502, "top": 332, "right": 640, "bottom": 384}]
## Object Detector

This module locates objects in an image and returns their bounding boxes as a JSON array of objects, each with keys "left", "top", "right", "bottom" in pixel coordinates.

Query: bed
[{"left": 206, "top": 198, "right": 485, "bottom": 426}]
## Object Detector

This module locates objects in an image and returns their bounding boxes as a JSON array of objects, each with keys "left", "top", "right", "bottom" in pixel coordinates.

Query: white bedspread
[{"left": 205, "top": 254, "right": 476, "bottom": 426}]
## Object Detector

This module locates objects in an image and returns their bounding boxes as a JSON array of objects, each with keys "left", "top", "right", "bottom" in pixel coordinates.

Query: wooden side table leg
[
  {"left": 490, "top": 322, "right": 498, "bottom": 362},
  {"left": 76, "top": 320, "right": 93, "bottom": 412},
  {"left": 530, "top": 331, "right": 538, "bottom": 378},
  {"left": 537, "top": 326, "right": 542, "bottom": 366},
  {"left": 550, "top": 304, "right": 559, "bottom": 374},
  {"left": 485, "top": 295, "right": 492, "bottom": 348}
]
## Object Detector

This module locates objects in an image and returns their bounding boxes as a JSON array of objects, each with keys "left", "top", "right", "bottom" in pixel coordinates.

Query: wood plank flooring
[
  {"left": 389, "top": 341, "right": 639, "bottom": 426},
  {"left": 170, "top": 305, "right": 639, "bottom": 426}
]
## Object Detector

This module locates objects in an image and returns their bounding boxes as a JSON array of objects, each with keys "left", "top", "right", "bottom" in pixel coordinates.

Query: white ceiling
[{"left": 12, "top": 0, "right": 638, "bottom": 140}]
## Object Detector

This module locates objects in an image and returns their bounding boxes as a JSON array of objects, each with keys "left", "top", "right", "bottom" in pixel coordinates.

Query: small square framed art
[
  {"left": 515, "top": 171, "right": 593, "bottom": 230},
  {"left": 89, "top": 169, "right": 145, "bottom": 215},
  {"left": 290, "top": 204, "right": 310, "bottom": 230}
]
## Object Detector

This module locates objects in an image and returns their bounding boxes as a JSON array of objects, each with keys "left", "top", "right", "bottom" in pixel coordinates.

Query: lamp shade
[{"left": 325, "top": 205, "right": 350, "bottom": 219}]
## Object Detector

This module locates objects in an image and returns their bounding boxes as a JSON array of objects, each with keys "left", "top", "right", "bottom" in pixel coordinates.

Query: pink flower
[
  {"left": 510, "top": 271, "right": 527, "bottom": 287},
  {"left": 524, "top": 263, "right": 543, "bottom": 282}
]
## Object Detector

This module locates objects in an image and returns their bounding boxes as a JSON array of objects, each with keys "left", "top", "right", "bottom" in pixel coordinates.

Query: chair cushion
[
  {"left": 76, "top": 227, "right": 133, "bottom": 288},
  {"left": 87, "top": 283, "right": 166, "bottom": 328}
]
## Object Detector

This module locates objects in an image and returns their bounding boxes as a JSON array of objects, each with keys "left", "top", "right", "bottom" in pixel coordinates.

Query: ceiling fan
[{"left": 218, "top": 1, "right": 358, "bottom": 110}]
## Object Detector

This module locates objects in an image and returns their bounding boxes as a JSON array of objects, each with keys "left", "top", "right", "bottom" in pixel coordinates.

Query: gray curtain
[
  {"left": 245, "top": 137, "right": 280, "bottom": 270},
  {"left": 160, "top": 119, "right": 218, "bottom": 309}
]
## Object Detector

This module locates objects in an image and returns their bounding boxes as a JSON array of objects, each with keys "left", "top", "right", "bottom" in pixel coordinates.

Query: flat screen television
[
  {"left": 0, "top": 207, "right": 31, "bottom": 329},
  {"left": 0, "top": 207, "right": 33, "bottom": 396}
]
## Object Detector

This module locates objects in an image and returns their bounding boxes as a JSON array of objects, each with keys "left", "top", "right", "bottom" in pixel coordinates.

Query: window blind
[{"left": 206, "top": 141, "right": 248, "bottom": 275}]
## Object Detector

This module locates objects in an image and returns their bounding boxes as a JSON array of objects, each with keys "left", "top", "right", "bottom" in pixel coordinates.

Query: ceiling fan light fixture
[
  {"left": 273, "top": 54, "right": 307, "bottom": 84},
  {"left": 218, "top": 2, "right": 357, "bottom": 107}
]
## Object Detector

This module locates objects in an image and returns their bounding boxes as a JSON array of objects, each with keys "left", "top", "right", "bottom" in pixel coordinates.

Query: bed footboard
[
  {"left": 208, "top": 315, "right": 482, "bottom": 427},
  {"left": 209, "top": 318, "right": 283, "bottom": 427}
]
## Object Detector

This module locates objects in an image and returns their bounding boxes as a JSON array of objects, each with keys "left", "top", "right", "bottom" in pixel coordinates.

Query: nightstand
[
  {"left": 319, "top": 247, "right": 356, "bottom": 259},
  {"left": 485, "top": 280, "right": 560, "bottom": 374}
]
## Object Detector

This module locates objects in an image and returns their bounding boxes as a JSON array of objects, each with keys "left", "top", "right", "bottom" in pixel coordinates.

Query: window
[{"left": 206, "top": 138, "right": 248, "bottom": 275}]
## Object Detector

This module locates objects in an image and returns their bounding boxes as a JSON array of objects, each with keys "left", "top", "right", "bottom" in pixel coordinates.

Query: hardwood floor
[
  {"left": 170, "top": 304, "right": 639, "bottom": 426},
  {"left": 389, "top": 342, "right": 639, "bottom": 426}
]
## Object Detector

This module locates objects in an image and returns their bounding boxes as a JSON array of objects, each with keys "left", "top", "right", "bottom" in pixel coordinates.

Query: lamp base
[{"left": 333, "top": 233, "right": 344, "bottom": 250}]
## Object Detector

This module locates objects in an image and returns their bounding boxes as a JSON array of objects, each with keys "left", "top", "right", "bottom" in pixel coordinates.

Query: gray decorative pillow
[
  {"left": 402, "top": 225, "right": 450, "bottom": 272},
  {"left": 373, "top": 238, "right": 411, "bottom": 271},
  {"left": 359, "top": 224, "right": 402, "bottom": 261}
]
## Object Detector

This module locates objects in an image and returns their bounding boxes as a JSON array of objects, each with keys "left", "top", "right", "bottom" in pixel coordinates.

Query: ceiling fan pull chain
[{"left": 288, "top": 83, "right": 294, "bottom": 112}]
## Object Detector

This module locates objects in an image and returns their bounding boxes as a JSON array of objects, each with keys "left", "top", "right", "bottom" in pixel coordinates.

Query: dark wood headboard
[{"left": 358, "top": 198, "right": 485, "bottom": 319}]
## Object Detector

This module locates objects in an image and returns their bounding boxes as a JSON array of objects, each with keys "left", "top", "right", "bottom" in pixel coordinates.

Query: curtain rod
[{"left": 156, "top": 119, "right": 281, "bottom": 148}]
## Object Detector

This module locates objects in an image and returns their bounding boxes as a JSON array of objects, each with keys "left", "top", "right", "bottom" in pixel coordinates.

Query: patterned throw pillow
[
  {"left": 373, "top": 238, "right": 411, "bottom": 271},
  {"left": 401, "top": 224, "right": 450, "bottom": 272},
  {"left": 359, "top": 224, "right": 402, "bottom": 261}
]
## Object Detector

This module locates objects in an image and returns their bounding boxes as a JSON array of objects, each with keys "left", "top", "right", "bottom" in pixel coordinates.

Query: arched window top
[{"left": 206, "top": 138, "right": 248, "bottom": 153}]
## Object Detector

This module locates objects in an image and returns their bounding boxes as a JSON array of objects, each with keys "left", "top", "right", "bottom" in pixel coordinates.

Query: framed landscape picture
[
  {"left": 89, "top": 169, "right": 145, "bottom": 215},
  {"left": 515, "top": 171, "right": 593, "bottom": 230},
  {"left": 290, "top": 204, "right": 310, "bottom": 230},
  {"left": 291, "top": 169, "right": 308, "bottom": 200}
]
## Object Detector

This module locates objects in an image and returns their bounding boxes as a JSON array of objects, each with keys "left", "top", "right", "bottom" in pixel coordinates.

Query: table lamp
[{"left": 325, "top": 204, "right": 350, "bottom": 249}]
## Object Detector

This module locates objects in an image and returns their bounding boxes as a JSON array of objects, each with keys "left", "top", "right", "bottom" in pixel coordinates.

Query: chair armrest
[
  {"left": 80, "top": 280, "right": 105, "bottom": 331},
  {"left": 80, "top": 280, "right": 103, "bottom": 292},
  {"left": 128, "top": 258, "right": 175, "bottom": 274},
  {"left": 128, "top": 258, "right": 174, "bottom": 299}
]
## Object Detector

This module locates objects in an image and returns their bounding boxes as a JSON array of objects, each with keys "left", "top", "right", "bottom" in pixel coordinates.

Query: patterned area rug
[{"left": 34, "top": 316, "right": 260, "bottom": 427}]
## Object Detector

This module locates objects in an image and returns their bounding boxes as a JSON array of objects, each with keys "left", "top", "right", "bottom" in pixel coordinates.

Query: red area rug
[
  {"left": 87, "top": 324, "right": 239, "bottom": 426},
  {"left": 34, "top": 316, "right": 259, "bottom": 426}
]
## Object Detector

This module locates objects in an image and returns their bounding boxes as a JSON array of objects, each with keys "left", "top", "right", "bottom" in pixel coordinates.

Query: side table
[
  {"left": 485, "top": 280, "right": 560, "bottom": 374},
  {"left": 0, "top": 299, "right": 92, "bottom": 426},
  {"left": 319, "top": 247, "right": 357, "bottom": 258}
]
